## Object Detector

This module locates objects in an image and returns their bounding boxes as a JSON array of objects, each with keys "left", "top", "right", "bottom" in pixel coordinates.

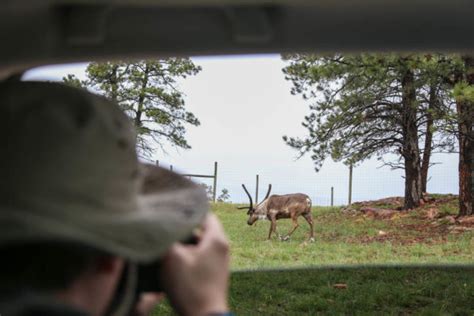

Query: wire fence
[{"left": 159, "top": 156, "right": 459, "bottom": 207}]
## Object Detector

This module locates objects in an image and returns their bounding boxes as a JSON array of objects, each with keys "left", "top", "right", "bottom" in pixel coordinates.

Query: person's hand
[
  {"left": 132, "top": 292, "right": 165, "bottom": 316},
  {"left": 159, "top": 214, "right": 230, "bottom": 316}
]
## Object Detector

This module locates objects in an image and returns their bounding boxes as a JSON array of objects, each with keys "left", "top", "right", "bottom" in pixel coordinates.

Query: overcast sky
[{"left": 24, "top": 55, "right": 459, "bottom": 205}]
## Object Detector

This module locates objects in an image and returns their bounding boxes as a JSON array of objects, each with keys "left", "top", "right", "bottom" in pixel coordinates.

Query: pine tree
[
  {"left": 64, "top": 58, "right": 201, "bottom": 157},
  {"left": 282, "top": 54, "right": 455, "bottom": 209}
]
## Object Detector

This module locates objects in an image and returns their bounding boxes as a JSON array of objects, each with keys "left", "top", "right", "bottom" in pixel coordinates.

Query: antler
[
  {"left": 241, "top": 184, "right": 253, "bottom": 211},
  {"left": 262, "top": 184, "right": 272, "bottom": 201}
]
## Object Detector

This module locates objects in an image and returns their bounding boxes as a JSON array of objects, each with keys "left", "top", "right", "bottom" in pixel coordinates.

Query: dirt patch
[
  {"left": 422, "top": 208, "right": 439, "bottom": 220},
  {"left": 348, "top": 223, "right": 450, "bottom": 245},
  {"left": 343, "top": 194, "right": 473, "bottom": 245},
  {"left": 457, "top": 216, "right": 474, "bottom": 226},
  {"left": 343, "top": 196, "right": 404, "bottom": 211},
  {"left": 360, "top": 207, "right": 401, "bottom": 219}
]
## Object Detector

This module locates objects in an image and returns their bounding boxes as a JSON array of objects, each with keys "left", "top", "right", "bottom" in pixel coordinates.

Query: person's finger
[
  {"left": 133, "top": 292, "right": 165, "bottom": 316},
  {"left": 197, "top": 214, "right": 229, "bottom": 251},
  {"left": 162, "top": 214, "right": 228, "bottom": 260},
  {"left": 162, "top": 242, "right": 195, "bottom": 263},
  {"left": 202, "top": 213, "right": 222, "bottom": 231},
  {"left": 202, "top": 214, "right": 226, "bottom": 238}
]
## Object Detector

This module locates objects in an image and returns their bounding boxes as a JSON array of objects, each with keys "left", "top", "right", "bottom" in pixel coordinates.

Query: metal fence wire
[{"left": 159, "top": 159, "right": 459, "bottom": 207}]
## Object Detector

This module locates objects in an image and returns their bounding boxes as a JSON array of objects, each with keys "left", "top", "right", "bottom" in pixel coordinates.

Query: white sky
[{"left": 24, "top": 55, "right": 459, "bottom": 205}]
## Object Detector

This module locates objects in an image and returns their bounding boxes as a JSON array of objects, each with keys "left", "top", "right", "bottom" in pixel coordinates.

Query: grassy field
[
  {"left": 153, "top": 267, "right": 474, "bottom": 315},
  {"left": 228, "top": 267, "right": 474, "bottom": 315},
  {"left": 153, "top": 198, "right": 474, "bottom": 315},
  {"left": 217, "top": 201, "right": 473, "bottom": 269}
]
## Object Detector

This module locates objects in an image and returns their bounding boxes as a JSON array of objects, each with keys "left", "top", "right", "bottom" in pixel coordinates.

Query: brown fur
[{"left": 248, "top": 193, "right": 314, "bottom": 241}]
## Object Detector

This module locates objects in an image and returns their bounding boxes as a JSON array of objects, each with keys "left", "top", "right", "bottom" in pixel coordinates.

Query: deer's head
[{"left": 239, "top": 184, "right": 272, "bottom": 225}]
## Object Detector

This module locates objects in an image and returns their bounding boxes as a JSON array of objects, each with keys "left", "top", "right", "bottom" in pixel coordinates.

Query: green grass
[
  {"left": 215, "top": 203, "right": 473, "bottom": 269},
  {"left": 153, "top": 200, "right": 474, "bottom": 315},
  {"left": 153, "top": 267, "right": 474, "bottom": 315}
]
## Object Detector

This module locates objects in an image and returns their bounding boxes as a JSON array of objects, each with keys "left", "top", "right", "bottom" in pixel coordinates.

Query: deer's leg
[
  {"left": 282, "top": 216, "right": 299, "bottom": 241},
  {"left": 267, "top": 216, "right": 277, "bottom": 240},
  {"left": 303, "top": 212, "right": 315, "bottom": 242}
]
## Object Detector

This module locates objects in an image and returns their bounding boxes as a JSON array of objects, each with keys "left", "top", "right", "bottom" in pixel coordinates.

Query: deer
[{"left": 238, "top": 184, "right": 315, "bottom": 242}]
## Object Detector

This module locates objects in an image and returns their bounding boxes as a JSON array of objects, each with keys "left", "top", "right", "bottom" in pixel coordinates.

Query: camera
[{"left": 136, "top": 234, "right": 199, "bottom": 292}]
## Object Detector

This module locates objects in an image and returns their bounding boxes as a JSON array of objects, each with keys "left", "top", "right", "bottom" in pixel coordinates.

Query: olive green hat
[{"left": 0, "top": 81, "right": 208, "bottom": 263}]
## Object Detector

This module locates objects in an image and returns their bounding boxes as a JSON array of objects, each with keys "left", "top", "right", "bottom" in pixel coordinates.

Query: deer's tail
[{"left": 306, "top": 197, "right": 312, "bottom": 212}]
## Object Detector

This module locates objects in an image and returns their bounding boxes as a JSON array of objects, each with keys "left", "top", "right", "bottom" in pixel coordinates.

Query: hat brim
[{"left": 0, "top": 164, "right": 209, "bottom": 263}]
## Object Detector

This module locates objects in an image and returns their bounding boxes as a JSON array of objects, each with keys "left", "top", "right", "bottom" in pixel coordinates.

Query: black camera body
[
  {"left": 136, "top": 261, "right": 163, "bottom": 292},
  {"left": 136, "top": 234, "right": 198, "bottom": 292}
]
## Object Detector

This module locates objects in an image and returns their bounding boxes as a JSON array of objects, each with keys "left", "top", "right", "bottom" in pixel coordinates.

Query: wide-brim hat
[{"left": 0, "top": 81, "right": 208, "bottom": 263}]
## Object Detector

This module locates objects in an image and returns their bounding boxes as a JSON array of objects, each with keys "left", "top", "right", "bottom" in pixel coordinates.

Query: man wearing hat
[{"left": 0, "top": 81, "right": 231, "bottom": 316}]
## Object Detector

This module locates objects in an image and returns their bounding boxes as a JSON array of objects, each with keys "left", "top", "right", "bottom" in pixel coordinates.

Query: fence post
[
  {"left": 212, "top": 161, "right": 218, "bottom": 202},
  {"left": 331, "top": 186, "right": 334, "bottom": 207},
  {"left": 155, "top": 160, "right": 159, "bottom": 166},
  {"left": 170, "top": 165, "right": 173, "bottom": 171},
  {"left": 348, "top": 164, "right": 353, "bottom": 205},
  {"left": 255, "top": 174, "right": 260, "bottom": 204}
]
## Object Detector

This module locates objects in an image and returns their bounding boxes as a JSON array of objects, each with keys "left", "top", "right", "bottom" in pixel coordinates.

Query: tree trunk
[
  {"left": 110, "top": 64, "right": 119, "bottom": 102},
  {"left": 135, "top": 63, "right": 150, "bottom": 128},
  {"left": 457, "top": 57, "right": 474, "bottom": 216},
  {"left": 420, "top": 85, "right": 435, "bottom": 194},
  {"left": 401, "top": 65, "right": 422, "bottom": 209}
]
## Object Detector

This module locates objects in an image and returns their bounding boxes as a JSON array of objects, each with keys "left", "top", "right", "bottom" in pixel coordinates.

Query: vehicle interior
[{"left": 2, "top": 0, "right": 473, "bottom": 314}]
